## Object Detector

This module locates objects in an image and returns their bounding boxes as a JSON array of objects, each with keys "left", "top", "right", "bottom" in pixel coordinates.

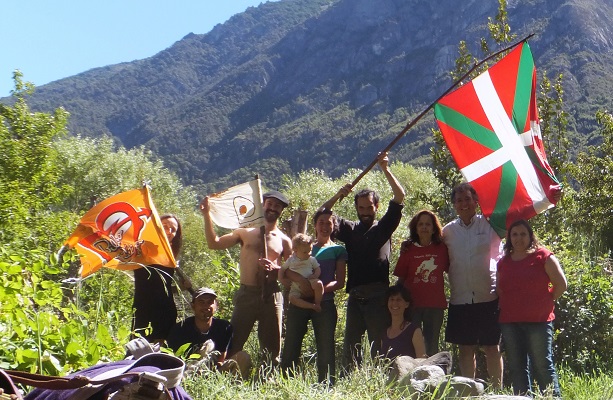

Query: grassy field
[{"left": 181, "top": 359, "right": 613, "bottom": 400}]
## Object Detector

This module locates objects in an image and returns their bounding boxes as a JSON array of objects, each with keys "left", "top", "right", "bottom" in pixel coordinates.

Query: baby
[{"left": 281, "top": 233, "right": 324, "bottom": 312}]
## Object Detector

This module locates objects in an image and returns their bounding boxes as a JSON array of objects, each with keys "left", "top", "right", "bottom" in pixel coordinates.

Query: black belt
[{"left": 349, "top": 283, "right": 388, "bottom": 304}]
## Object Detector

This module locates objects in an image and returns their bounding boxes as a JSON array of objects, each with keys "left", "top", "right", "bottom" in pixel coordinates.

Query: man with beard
[
  {"left": 166, "top": 287, "right": 252, "bottom": 379},
  {"left": 200, "top": 191, "right": 292, "bottom": 368},
  {"left": 320, "top": 152, "right": 405, "bottom": 372}
]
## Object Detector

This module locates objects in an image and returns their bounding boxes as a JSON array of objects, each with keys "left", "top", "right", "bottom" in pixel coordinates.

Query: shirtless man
[{"left": 200, "top": 190, "right": 292, "bottom": 366}]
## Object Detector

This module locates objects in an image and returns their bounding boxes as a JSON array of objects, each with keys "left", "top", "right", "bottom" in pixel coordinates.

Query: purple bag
[
  {"left": 19, "top": 353, "right": 192, "bottom": 400},
  {"left": 1, "top": 369, "right": 23, "bottom": 399}
]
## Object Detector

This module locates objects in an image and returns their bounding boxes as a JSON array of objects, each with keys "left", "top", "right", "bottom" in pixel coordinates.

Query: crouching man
[{"left": 166, "top": 287, "right": 251, "bottom": 379}]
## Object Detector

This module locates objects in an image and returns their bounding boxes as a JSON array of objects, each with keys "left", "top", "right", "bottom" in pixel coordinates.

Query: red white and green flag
[{"left": 434, "top": 42, "right": 560, "bottom": 237}]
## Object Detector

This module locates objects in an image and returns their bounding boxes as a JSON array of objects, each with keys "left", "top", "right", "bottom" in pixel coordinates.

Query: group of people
[
  {"left": 396, "top": 182, "right": 566, "bottom": 397},
  {"left": 131, "top": 152, "right": 567, "bottom": 397}
]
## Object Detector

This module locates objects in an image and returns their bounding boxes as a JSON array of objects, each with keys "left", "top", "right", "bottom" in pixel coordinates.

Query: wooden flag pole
[
  {"left": 346, "top": 34, "right": 535, "bottom": 191},
  {"left": 255, "top": 174, "right": 270, "bottom": 300},
  {"left": 255, "top": 174, "right": 268, "bottom": 260}
]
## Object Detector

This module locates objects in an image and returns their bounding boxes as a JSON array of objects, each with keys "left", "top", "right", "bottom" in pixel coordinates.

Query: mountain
[{"left": 16, "top": 0, "right": 613, "bottom": 191}]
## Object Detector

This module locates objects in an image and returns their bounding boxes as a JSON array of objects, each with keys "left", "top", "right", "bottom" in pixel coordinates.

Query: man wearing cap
[
  {"left": 166, "top": 287, "right": 251, "bottom": 379},
  {"left": 319, "top": 152, "right": 405, "bottom": 371},
  {"left": 200, "top": 190, "right": 292, "bottom": 366}
]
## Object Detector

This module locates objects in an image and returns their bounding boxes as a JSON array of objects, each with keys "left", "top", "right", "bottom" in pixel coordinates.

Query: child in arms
[{"left": 282, "top": 233, "right": 324, "bottom": 311}]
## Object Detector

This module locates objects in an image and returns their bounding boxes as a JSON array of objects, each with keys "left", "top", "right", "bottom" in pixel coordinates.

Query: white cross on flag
[{"left": 434, "top": 42, "right": 561, "bottom": 237}]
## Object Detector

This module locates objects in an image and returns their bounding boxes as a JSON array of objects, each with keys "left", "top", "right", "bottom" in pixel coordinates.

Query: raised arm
[
  {"left": 199, "top": 196, "right": 241, "bottom": 250},
  {"left": 378, "top": 152, "right": 405, "bottom": 205},
  {"left": 320, "top": 183, "right": 352, "bottom": 211}
]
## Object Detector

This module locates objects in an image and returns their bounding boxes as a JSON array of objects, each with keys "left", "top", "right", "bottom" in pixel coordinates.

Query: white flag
[{"left": 208, "top": 179, "right": 264, "bottom": 229}]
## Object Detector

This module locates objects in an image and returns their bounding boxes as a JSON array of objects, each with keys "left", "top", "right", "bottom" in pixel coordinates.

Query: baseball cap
[
  {"left": 192, "top": 287, "right": 217, "bottom": 301},
  {"left": 262, "top": 190, "right": 289, "bottom": 207}
]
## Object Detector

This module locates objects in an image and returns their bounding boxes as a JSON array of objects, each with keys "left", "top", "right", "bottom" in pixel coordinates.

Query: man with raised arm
[
  {"left": 320, "top": 152, "right": 405, "bottom": 371},
  {"left": 199, "top": 190, "right": 292, "bottom": 367}
]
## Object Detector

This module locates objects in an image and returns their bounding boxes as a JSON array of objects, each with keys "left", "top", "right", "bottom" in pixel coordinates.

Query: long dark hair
[
  {"left": 407, "top": 210, "right": 443, "bottom": 245},
  {"left": 385, "top": 284, "right": 412, "bottom": 321},
  {"left": 503, "top": 219, "right": 540, "bottom": 257},
  {"left": 160, "top": 214, "right": 182, "bottom": 258}
]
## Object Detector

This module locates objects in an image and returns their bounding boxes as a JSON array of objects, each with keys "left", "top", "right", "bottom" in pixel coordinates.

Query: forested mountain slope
[{"left": 16, "top": 0, "right": 613, "bottom": 191}]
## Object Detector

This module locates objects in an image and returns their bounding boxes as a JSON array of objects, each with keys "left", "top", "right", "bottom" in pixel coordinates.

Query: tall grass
[
  {"left": 181, "top": 355, "right": 613, "bottom": 400},
  {"left": 558, "top": 368, "right": 613, "bottom": 400}
]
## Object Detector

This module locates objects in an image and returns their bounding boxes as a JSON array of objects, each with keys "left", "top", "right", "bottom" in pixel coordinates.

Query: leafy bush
[
  {"left": 567, "top": 110, "right": 613, "bottom": 254},
  {"left": 555, "top": 255, "right": 613, "bottom": 373},
  {"left": 0, "top": 245, "right": 130, "bottom": 374}
]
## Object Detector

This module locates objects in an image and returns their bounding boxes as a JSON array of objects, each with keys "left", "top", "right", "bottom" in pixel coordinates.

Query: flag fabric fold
[
  {"left": 208, "top": 178, "right": 264, "bottom": 229},
  {"left": 64, "top": 186, "right": 176, "bottom": 277},
  {"left": 434, "top": 41, "right": 560, "bottom": 237}
]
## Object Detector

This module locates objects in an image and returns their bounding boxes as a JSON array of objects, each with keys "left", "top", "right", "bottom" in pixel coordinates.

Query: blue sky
[{"left": 1, "top": 0, "right": 272, "bottom": 96}]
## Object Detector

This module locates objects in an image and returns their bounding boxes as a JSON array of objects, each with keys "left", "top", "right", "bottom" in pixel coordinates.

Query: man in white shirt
[{"left": 443, "top": 182, "right": 503, "bottom": 389}]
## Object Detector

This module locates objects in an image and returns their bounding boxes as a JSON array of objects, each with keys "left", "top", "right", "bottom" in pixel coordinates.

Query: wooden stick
[
  {"left": 255, "top": 174, "right": 270, "bottom": 300},
  {"left": 346, "top": 34, "right": 535, "bottom": 190}
]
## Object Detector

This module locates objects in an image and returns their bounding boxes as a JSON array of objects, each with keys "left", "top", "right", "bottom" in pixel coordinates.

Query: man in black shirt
[
  {"left": 320, "top": 152, "right": 405, "bottom": 371},
  {"left": 167, "top": 287, "right": 251, "bottom": 379}
]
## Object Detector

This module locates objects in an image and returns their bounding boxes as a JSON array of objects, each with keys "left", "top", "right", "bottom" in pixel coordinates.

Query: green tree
[
  {"left": 0, "top": 75, "right": 203, "bottom": 375},
  {"left": 538, "top": 73, "right": 570, "bottom": 181},
  {"left": 429, "top": 128, "right": 463, "bottom": 212},
  {"left": 52, "top": 135, "right": 195, "bottom": 214},
  {"left": 0, "top": 71, "right": 70, "bottom": 246},
  {"left": 449, "top": 41, "right": 478, "bottom": 82},
  {"left": 51, "top": 135, "right": 204, "bottom": 286},
  {"left": 568, "top": 110, "right": 613, "bottom": 252},
  {"left": 529, "top": 72, "right": 571, "bottom": 246},
  {"left": 0, "top": 244, "right": 133, "bottom": 374},
  {"left": 485, "top": 0, "right": 515, "bottom": 47},
  {"left": 555, "top": 255, "right": 613, "bottom": 374}
]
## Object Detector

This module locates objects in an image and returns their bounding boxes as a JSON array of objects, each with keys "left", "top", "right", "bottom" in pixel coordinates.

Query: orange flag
[{"left": 64, "top": 186, "right": 176, "bottom": 277}]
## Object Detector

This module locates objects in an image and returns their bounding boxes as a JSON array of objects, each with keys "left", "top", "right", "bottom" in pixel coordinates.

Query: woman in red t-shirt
[
  {"left": 393, "top": 210, "right": 449, "bottom": 356},
  {"left": 497, "top": 219, "right": 567, "bottom": 397}
]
